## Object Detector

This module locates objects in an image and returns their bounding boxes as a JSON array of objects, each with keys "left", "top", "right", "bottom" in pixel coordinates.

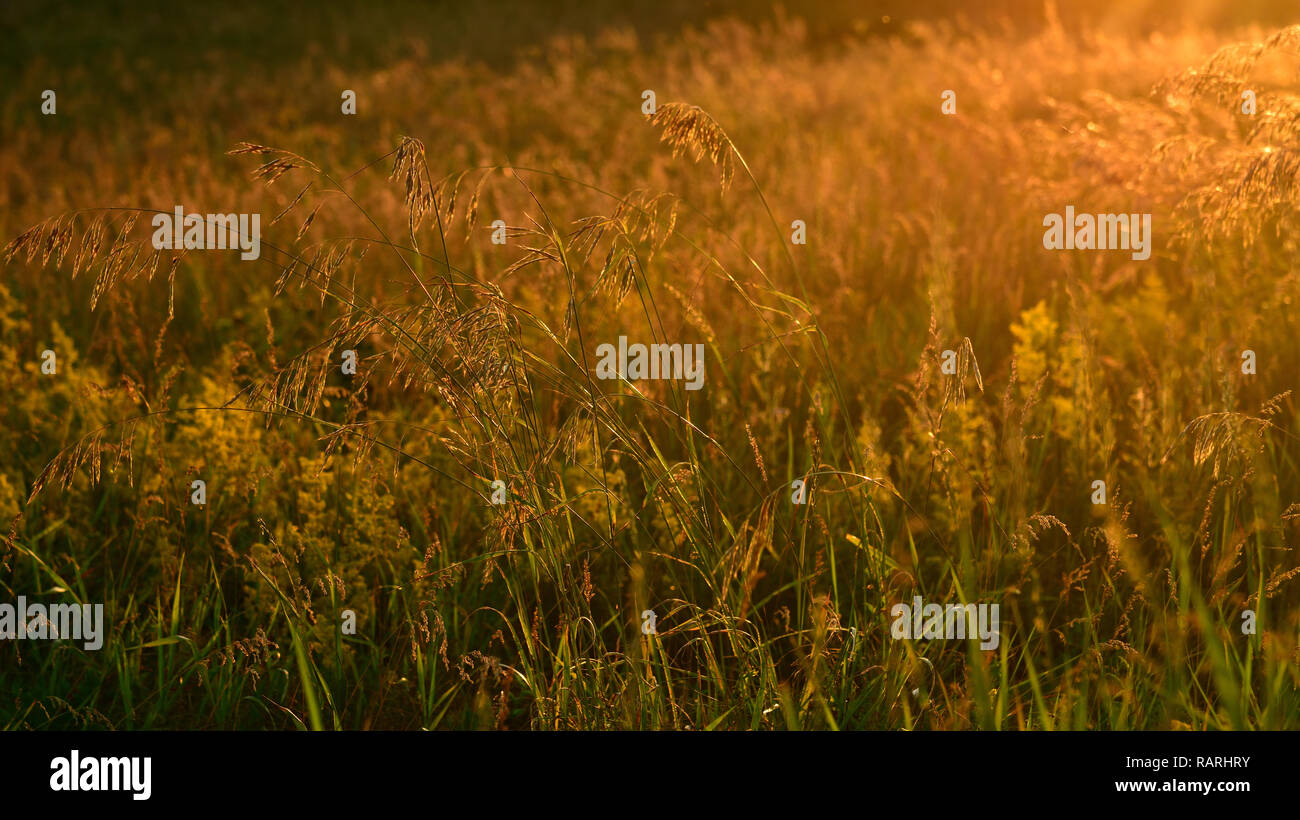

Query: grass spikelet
[
  {"left": 649, "top": 102, "right": 736, "bottom": 191},
  {"left": 391, "top": 136, "right": 436, "bottom": 242}
]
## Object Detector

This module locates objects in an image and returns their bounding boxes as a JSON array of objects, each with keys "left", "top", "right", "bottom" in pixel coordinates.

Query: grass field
[{"left": 4, "top": 1, "right": 1300, "bottom": 730}]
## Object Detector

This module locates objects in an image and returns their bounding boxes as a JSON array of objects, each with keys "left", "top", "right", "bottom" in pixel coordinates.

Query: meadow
[{"left": 3, "top": 1, "right": 1300, "bottom": 730}]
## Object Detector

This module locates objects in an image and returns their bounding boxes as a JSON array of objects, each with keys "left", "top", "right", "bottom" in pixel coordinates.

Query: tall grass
[{"left": 2, "top": 13, "right": 1300, "bottom": 729}]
